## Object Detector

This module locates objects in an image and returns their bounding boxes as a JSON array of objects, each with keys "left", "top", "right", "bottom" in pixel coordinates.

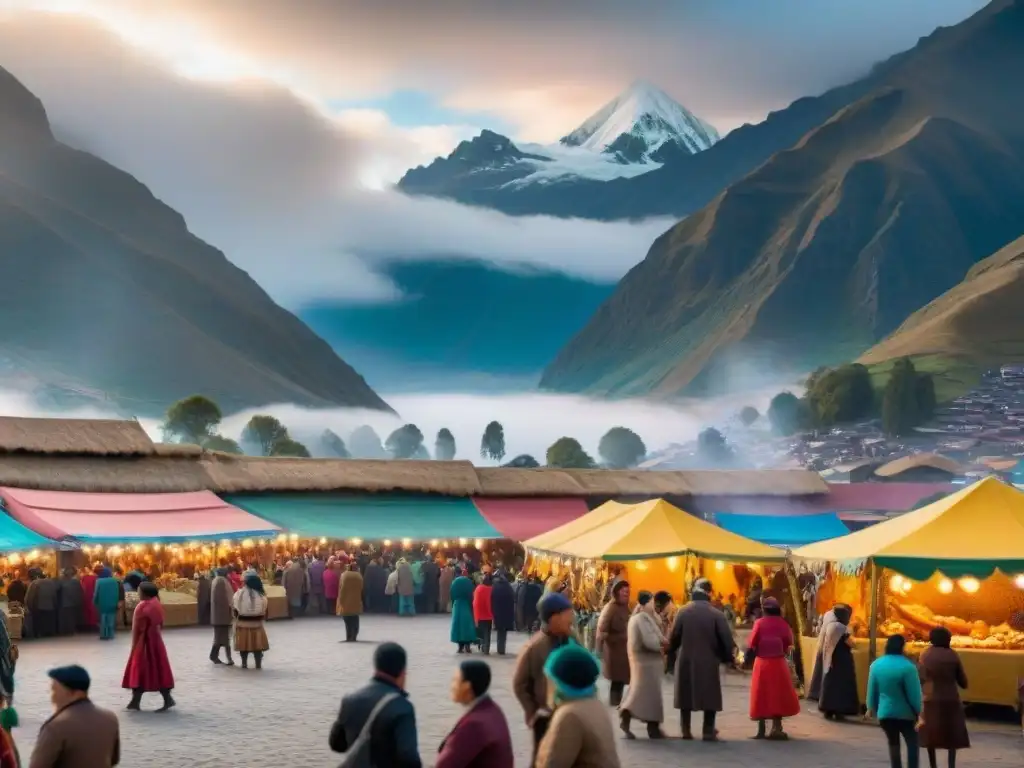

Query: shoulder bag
[{"left": 338, "top": 692, "right": 400, "bottom": 768}]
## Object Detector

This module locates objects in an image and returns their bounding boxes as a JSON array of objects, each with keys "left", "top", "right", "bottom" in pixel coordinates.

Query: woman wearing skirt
[{"left": 233, "top": 572, "right": 270, "bottom": 669}]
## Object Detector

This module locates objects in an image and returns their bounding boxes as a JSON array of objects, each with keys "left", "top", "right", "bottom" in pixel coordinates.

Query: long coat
[
  {"left": 439, "top": 566, "right": 455, "bottom": 612},
  {"left": 620, "top": 608, "right": 665, "bottom": 723},
  {"left": 122, "top": 598, "right": 175, "bottom": 692},
  {"left": 535, "top": 697, "right": 622, "bottom": 768},
  {"left": 450, "top": 576, "right": 477, "bottom": 643},
  {"left": 668, "top": 598, "right": 735, "bottom": 712},
  {"left": 436, "top": 695, "right": 514, "bottom": 768},
  {"left": 918, "top": 645, "right": 970, "bottom": 750},
  {"left": 27, "top": 699, "right": 120, "bottom": 768},
  {"left": 281, "top": 563, "right": 308, "bottom": 606},
  {"left": 196, "top": 575, "right": 211, "bottom": 626},
  {"left": 338, "top": 570, "right": 364, "bottom": 617},
  {"left": 363, "top": 562, "right": 388, "bottom": 613},
  {"left": 490, "top": 578, "right": 516, "bottom": 632},
  {"left": 597, "top": 601, "right": 631, "bottom": 684},
  {"left": 396, "top": 563, "right": 415, "bottom": 597},
  {"left": 210, "top": 576, "right": 234, "bottom": 626},
  {"left": 58, "top": 576, "right": 84, "bottom": 635},
  {"left": 94, "top": 577, "right": 121, "bottom": 614},
  {"left": 420, "top": 560, "right": 440, "bottom": 612}
]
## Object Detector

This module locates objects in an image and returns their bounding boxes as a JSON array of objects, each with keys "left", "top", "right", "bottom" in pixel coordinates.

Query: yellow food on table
[
  {"left": 157, "top": 590, "right": 196, "bottom": 605},
  {"left": 881, "top": 602, "right": 1024, "bottom": 649}
]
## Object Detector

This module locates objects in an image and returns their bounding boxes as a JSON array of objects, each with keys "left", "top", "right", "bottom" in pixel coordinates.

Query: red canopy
[
  {"left": 0, "top": 487, "right": 279, "bottom": 542},
  {"left": 472, "top": 497, "right": 588, "bottom": 540}
]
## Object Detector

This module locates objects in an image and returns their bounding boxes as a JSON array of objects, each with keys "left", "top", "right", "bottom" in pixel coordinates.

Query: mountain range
[
  {"left": 540, "top": 0, "right": 1024, "bottom": 399},
  {"left": 0, "top": 66, "right": 391, "bottom": 416}
]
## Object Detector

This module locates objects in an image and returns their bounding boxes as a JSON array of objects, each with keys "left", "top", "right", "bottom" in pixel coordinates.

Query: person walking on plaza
[
  {"left": 918, "top": 627, "right": 970, "bottom": 768},
  {"left": 619, "top": 591, "right": 666, "bottom": 740},
  {"left": 396, "top": 559, "right": 416, "bottom": 616},
  {"left": 439, "top": 561, "right": 455, "bottom": 613},
  {"left": 473, "top": 573, "right": 495, "bottom": 654},
  {"left": 535, "top": 644, "right": 622, "bottom": 768},
  {"left": 514, "top": 592, "right": 577, "bottom": 766},
  {"left": 597, "top": 580, "right": 631, "bottom": 707},
  {"left": 56, "top": 568, "right": 83, "bottom": 637},
  {"left": 817, "top": 604, "right": 860, "bottom": 720},
  {"left": 209, "top": 568, "right": 235, "bottom": 665},
  {"left": 329, "top": 641, "right": 422, "bottom": 768},
  {"left": 436, "top": 660, "right": 514, "bottom": 768},
  {"left": 30, "top": 665, "right": 120, "bottom": 768},
  {"left": 323, "top": 557, "right": 341, "bottom": 614},
  {"left": 867, "top": 635, "right": 923, "bottom": 768},
  {"left": 746, "top": 596, "right": 800, "bottom": 740},
  {"left": 307, "top": 554, "right": 326, "bottom": 615},
  {"left": 338, "top": 563, "right": 364, "bottom": 642},
  {"left": 122, "top": 583, "right": 175, "bottom": 712},
  {"left": 667, "top": 578, "right": 735, "bottom": 741},
  {"left": 451, "top": 569, "right": 477, "bottom": 653},
  {"left": 421, "top": 555, "right": 440, "bottom": 614},
  {"left": 93, "top": 568, "right": 120, "bottom": 641},
  {"left": 281, "top": 560, "right": 307, "bottom": 619},
  {"left": 490, "top": 571, "right": 516, "bottom": 656},
  {"left": 233, "top": 572, "right": 269, "bottom": 669}
]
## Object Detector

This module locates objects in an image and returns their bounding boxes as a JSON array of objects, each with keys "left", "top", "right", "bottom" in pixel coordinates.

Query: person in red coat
[
  {"left": 437, "top": 660, "right": 513, "bottom": 768},
  {"left": 472, "top": 574, "right": 495, "bottom": 655},
  {"left": 746, "top": 597, "right": 800, "bottom": 740},
  {"left": 79, "top": 566, "right": 99, "bottom": 631},
  {"left": 122, "top": 582, "right": 176, "bottom": 712}
]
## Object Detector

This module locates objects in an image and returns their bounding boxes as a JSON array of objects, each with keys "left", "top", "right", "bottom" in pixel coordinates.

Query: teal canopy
[
  {"left": 0, "top": 512, "right": 56, "bottom": 552},
  {"left": 224, "top": 493, "right": 501, "bottom": 540},
  {"left": 715, "top": 512, "right": 850, "bottom": 548}
]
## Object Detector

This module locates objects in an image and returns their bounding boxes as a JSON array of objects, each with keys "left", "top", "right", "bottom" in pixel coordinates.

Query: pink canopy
[
  {"left": 0, "top": 487, "right": 279, "bottom": 542},
  {"left": 472, "top": 497, "right": 589, "bottom": 540}
]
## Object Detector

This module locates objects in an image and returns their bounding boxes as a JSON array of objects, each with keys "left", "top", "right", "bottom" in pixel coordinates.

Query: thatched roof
[
  {"left": 0, "top": 416, "right": 153, "bottom": 456},
  {"left": 874, "top": 453, "right": 961, "bottom": 478},
  {"left": 0, "top": 455, "right": 209, "bottom": 492}
]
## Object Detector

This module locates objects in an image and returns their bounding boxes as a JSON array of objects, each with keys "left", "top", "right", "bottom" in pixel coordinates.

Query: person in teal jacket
[
  {"left": 93, "top": 567, "right": 121, "bottom": 640},
  {"left": 867, "top": 634, "right": 923, "bottom": 768},
  {"left": 449, "top": 569, "right": 477, "bottom": 653}
]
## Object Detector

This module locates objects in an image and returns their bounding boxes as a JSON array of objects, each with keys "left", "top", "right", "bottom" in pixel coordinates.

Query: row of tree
[{"left": 160, "top": 396, "right": 649, "bottom": 467}]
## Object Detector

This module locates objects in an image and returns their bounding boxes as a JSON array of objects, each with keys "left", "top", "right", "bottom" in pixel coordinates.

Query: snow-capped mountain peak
[{"left": 560, "top": 80, "right": 719, "bottom": 161}]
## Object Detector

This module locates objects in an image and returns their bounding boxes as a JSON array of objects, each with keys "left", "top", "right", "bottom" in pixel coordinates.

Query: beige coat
[
  {"left": 620, "top": 607, "right": 666, "bottom": 723},
  {"left": 439, "top": 566, "right": 455, "bottom": 611},
  {"left": 28, "top": 699, "right": 120, "bottom": 768},
  {"left": 535, "top": 697, "right": 621, "bottom": 768},
  {"left": 396, "top": 562, "right": 415, "bottom": 597},
  {"left": 281, "top": 563, "right": 308, "bottom": 606},
  {"left": 596, "top": 601, "right": 631, "bottom": 684},
  {"left": 337, "top": 570, "right": 364, "bottom": 616},
  {"left": 210, "top": 575, "right": 234, "bottom": 626}
]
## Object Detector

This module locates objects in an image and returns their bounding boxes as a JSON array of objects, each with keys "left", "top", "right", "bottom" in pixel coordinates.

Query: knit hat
[
  {"left": 47, "top": 665, "right": 90, "bottom": 693},
  {"left": 543, "top": 645, "right": 599, "bottom": 700},
  {"left": 538, "top": 591, "right": 572, "bottom": 622}
]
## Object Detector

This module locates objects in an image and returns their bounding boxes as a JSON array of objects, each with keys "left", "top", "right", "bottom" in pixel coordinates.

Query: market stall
[
  {"left": 714, "top": 512, "right": 850, "bottom": 548},
  {"left": 793, "top": 476, "right": 1024, "bottom": 707},
  {"left": 0, "top": 512, "right": 59, "bottom": 640}
]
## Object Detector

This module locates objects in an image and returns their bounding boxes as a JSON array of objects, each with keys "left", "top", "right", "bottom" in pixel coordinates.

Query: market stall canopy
[
  {"left": 0, "top": 488, "right": 279, "bottom": 543},
  {"left": 0, "top": 512, "right": 57, "bottom": 552},
  {"left": 225, "top": 493, "right": 500, "bottom": 540},
  {"left": 715, "top": 512, "right": 849, "bottom": 548},
  {"left": 523, "top": 498, "right": 786, "bottom": 562},
  {"left": 792, "top": 476, "right": 1024, "bottom": 579},
  {"left": 471, "top": 498, "right": 588, "bottom": 540}
]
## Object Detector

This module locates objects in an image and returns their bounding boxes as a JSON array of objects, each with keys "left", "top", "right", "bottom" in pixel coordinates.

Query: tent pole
[{"left": 868, "top": 559, "right": 879, "bottom": 662}]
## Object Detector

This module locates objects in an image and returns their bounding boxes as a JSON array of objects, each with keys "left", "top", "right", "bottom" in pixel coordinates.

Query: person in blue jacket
[{"left": 867, "top": 634, "right": 924, "bottom": 768}]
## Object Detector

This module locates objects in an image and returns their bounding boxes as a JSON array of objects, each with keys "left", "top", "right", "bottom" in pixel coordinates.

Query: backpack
[{"left": 338, "top": 692, "right": 399, "bottom": 768}]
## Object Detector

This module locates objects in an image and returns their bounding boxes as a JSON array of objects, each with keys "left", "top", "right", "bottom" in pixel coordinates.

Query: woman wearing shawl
[
  {"left": 817, "top": 604, "right": 860, "bottom": 720},
  {"left": 450, "top": 569, "right": 477, "bottom": 653},
  {"left": 620, "top": 591, "right": 667, "bottom": 740},
  {"left": 122, "top": 582, "right": 175, "bottom": 712},
  {"left": 918, "top": 627, "right": 970, "bottom": 768},
  {"left": 747, "top": 597, "right": 801, "bottom": 740},
  {"left": 233, "top": 572, "right": 269, "bottom": 669},
  {"left": 806, "top": 604, "right": 843, "bottom": 701},
  {"left": 79, "top": 566, "right": 99, "bottom": 632},
  {"left": 94, "top": 568, "right": 121, "bottom": 641},
  {"left": 535, "top": 644, "right": 622, "bottom": 768}
]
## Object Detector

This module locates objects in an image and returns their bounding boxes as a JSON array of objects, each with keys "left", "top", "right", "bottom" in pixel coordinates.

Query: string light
[
  {"left": 288, "top": 533, "right": 298, "bottom": 542},
  {"left": 189, "top": 541, "right": 201, "bottom": 549},
  {"left": 458, "top": 538, "right": 468, "bottom": 547},
  {"left": 957, "top": 577, "right": 980, "bottom": 594},
  {"left": 401, "top": 538, "right": 412, "bottom": 549},
  {"left": 241, "top": 539, "right": 254, "bottom": 549},
  {"left": 319, "top": 537, "right": 328, "bottom": 545},
  {"left": 1015, "top": 574, "right": 1024, "bottom": 589},
  {"left": 474, "top": 538, "right": 484, "bottom": 550},
  {"left": 220, "top": 539, "right": 232, "bottom": 548},
  {"left": 666, "top": 556, "right": 679, "bottom": 572},
  {"left": 350, "top": 538, "right": 363, "bottom": 546},
  {"left": 442, "top": 541, "right": 449, "bottom": 548},
  {"left": 383, "top": 539, "right": 392, "bottom": 547},
  {"left": 153, "top": 543, "right": 162, "bottom": 552},
  {"left": 131, "top": 544, "right": 143, "bottom": 554},
  {"left": 714, "top": 561, "right": 725, "bottom": 571},
  {"left": 938, "top": 578, "right": 954, "bottom": 594},
  {"left": 276, "top": 534, "right": 287, "bottom": 544},
  {"left": 430, "top": 539, "right": 439, "bottom": 547}
]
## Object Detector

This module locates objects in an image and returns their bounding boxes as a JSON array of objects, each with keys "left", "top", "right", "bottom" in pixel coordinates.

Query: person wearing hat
[
  {"left": 535, "top": 645, "right": 622, "bottom": 768},
  {"left": 513, "top": 591, "right": 576, "bottom": 766},
  {"left": 29, "top": 665, "right": 120, "bottom": 768},
  {"left": 436, "top": 660, "right": 513, "bottom": 768},
  {"left": 746, "top": 596, "right": 800, "bottom": 740},
  {"left": 667, "top": 577, "right": 736, "bottom": 741},
  {"left": 620, "top": 591, "right": 668, "bottom": 740}
]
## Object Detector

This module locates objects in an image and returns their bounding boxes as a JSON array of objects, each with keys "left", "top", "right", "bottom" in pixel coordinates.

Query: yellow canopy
[
  {"left": 523, "top": 498, "right": 785, "bottom": 562},
  {"left": 793, "top": 476, "right": 1024, "bottom": 579}
]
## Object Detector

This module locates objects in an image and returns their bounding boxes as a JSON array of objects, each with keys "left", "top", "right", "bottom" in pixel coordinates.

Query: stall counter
[
  {"left": 1, "top": 602, "right": 22, "bottom": 641},
  {"left": 800, "top": 636, "right": 1024, "bottom": 708},
  {"left": 265, "top": 585, "right": 289, "bottom": 620}
]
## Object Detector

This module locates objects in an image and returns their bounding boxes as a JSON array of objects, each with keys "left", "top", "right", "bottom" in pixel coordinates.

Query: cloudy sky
[{"left": 0, "top": 0, "right": 988, "bottom": 306}]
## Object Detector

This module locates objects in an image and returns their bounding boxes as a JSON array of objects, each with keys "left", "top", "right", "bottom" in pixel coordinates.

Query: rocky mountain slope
[
  {"left": 541, "top": 0, "right": 1024, "bottom": 398},
  {"left": 0, "top": 66, "right": 392, "bottom": 415}
]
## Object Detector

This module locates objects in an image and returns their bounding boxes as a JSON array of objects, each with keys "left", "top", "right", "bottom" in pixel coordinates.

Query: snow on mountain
[{"left": 560, "top": 80, "right": 719, "bottom": 158}]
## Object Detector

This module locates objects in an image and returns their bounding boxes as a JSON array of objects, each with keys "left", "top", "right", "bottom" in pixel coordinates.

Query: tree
[
  {"left": 480, "top": 421, "right": 506, "bottom": 463},
  {"left": 696, "top": 427, "right": 734, "bottom": 466},
  {"left": 805, "top": 363, "right": 874, "bottom": 427},
  {"left": 162, "top": 395, "right": 222, "bottom": 444},
  {"left": 203, "top": 434, "right": 243, "bottom": 454},
  {"left": 916, "top": 373, "right": 937, "bottom": 422},
  {"left": 349, "top": 425, "right": 385, "bottom": 459},
  {"left": 598, "top": 427, "right": 646, "bottom": 468},
  {"left": 546, "top": 437, "right": 595, "bottom": 469},
  {"left": 242, "top": 414, "right": 289, "bottom": 456},
  {"left": 270, "top": 437, "right": 311, "bottom": 458},
  {"left": 738, "top": 406, "right": 760, "bottom": 427},
  {"left": 503, "top": 454, "right": 540, "bottom": 468},
  {"left": 767, "top": 391, "right": 809, "bottom": 436},
  {"left": 434, "top": 428, "right": 456, "bottom": 461},
  {"left": 320, "top": 429, "right": 350, "bottom": 458},
  {"left": 883, "top": 357, "right": 935, "bottom": 437},
  {"left": 386, "top": 424, "right": 425, "bottom": 459}
]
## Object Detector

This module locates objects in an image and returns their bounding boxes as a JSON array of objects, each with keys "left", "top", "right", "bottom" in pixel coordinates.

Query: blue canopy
[
  {"left": 0, "top": 512, "right": 56, "bottom": 552},
  {"left": 714, "top": 512, "right": 849, "bottom": 548}
]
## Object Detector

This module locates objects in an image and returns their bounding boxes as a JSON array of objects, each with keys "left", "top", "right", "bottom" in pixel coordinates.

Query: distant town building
[{"left": 999, "top": 364, "right": 1024, "bottom": 384}]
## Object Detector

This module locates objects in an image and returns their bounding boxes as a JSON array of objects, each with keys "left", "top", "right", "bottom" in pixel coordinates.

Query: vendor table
[
  {"left": 265, "top": 585, "right": 289, "bottom": 620},
  {"left": 1, "top": 602, "right": 22, "bottom": 641},
  {"left": 800, "top": 635, "right": 1024, "bottom": 709}
]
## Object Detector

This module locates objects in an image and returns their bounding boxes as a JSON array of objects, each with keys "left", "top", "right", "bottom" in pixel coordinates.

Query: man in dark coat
[
  {"left": 490, "top": 572, "right": 516, "bottom": 655},
  {"left": 209, "top": 568, "right": 235, "bottom": 665},
  {"left": 196, "top": 571, "right": 212, "bottom": 626},
  {"left": 329, "top": 642, "right": 421, "bottom": 768},
  {"left": 57, "top": 568, "right": 84, "bottom": 636},
  {"left": 420, "top": 557, "right": 440, "bottom": 614},
  {"left": 26, "top": 569, "right": 60, "bottom": 639},
  {"left": 518, "top": 577, "right": 543, "bottom": 633},
  {"left": 363, "top": 558, "right": 388, "bottom": 614}
]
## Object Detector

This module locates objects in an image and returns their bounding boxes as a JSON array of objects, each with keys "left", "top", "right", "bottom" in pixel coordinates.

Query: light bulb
[
  {"left": 938, "top": 578, "right": 954, "bottom": 594},
  {"left": 319, "top": 537, "right": 328, "bottom": 545},
  {"left": 383, "top": 539, "right": 392, "bottom": 547},
  {"left": 1015, "top": 574, "right": 1024, "bottom": 589},
  {"left": 715, "top": 560, "right": 725, "bottom": 571},
  {"left": 666, "top": 556, "right": 679, "bottom": 572},
  {"left": 474, "top": 539, "right": 484, "bottom": 550},
  {"left": 289, "top": 533, "right": 298, "bottom": 542},
  {"left": 241, "top": 539, "right": 254, "bottom": 549},
  {"left": 350, "top": 538, "right": 363, "bottom": 546},
  {"left": 889, "top": 574, "right": 903, "bottom": 593},
  {"left": 430, "top": 539, "right": 439, "bottom": 547},
  {"left": 957, "top": 577, "right": 980, "bottom": 594},
  {"left": 458, "top": 538, "right": 468, "bottom": 547}
]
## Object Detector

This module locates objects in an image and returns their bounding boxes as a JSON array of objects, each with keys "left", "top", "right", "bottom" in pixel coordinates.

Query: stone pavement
[{"left": 9, "top": 615, "right": 1023, "bottom": 767}]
